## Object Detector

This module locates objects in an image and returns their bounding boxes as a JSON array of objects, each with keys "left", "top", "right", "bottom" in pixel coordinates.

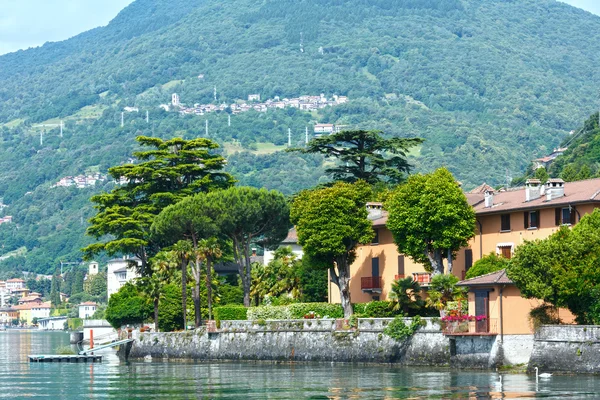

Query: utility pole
[
  {"left": 214, "top": 86, "right": 217, "bottom": 102},
  {"left": 288, "top": 128, "right": 292, "bottom": 147},
  {"left": 205, "top": 119, "right": 209, "bottom": 136},
  {"left": 121, "top": 112, "right": 124, "bottom": 128},
  {"left": 59, "top": 120, "right": 63, "bottom": 138},
  {"left": 228, "top": 114, "right": 231, "bottom": 127},
  {"left": 146, "top": 110, "right": 149, "bottom": 123},
  {"left": 305, "top": 126, "right": 309, "bottom": 144},
  {"left": 40, "top": 131, "right": 43, "bottom": 146}
]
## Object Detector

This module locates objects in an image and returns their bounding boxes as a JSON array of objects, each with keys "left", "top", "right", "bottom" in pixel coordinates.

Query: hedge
[
  {"left": 247, "top": 305, "right": 291, "bottom": 320},
  {"left": 214, "top": 305, "right": 248, "bottom": 324},
  {"left": 353, "top": 301, "right": 397, "bottom": 318},
  {"left": 288, "top": 303, "right": 343, "bottom": 319}
]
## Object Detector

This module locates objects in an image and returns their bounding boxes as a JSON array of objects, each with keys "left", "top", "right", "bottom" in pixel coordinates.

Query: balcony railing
[
  {"left": 412, "top": 272, "right": 432, "bottom": 284},
  {"left": 394, "top": 274, "right": 405, "bottom": 280},
  {"left": 442, "top": 318, "right": 498, "bottom": 336},
  {"left": 361, "top": 276, "right": 382, "bottom": 291}
]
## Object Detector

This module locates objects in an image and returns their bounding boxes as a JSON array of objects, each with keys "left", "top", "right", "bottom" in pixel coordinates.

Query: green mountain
[
  {"left": 549, "top": 113, "right": 600, "bottom": 180},
  {"left": 2, "top": 0, "right": 600, "bottom": 274}
]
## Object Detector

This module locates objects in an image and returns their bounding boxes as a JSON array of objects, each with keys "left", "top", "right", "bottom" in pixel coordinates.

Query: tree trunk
[
  {"left": 181, "top": 260, "right": 187, "bottom": 330},
  {"left": 154, "top": 297, "right": 159, "bottom": 332},
  {"left": 335, "top": 257, "right": 353, "bottom": 318},
  {"left": 426, "top": 249, "right": 444, "bottom": 275},
  {"left": 193, "top": 255, "right": 202, "bottom": 328},
  {"left": 244, "top": 241, "right": 252, "bottom": 307},
  {"left": 206, "top": 258, "right": 213, "bottom": 321},
  {"left": 447, "top": 249, "right": 453, "bottom": 275}
]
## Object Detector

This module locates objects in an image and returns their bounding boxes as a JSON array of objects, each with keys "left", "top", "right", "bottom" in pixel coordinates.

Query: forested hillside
[{"left": 2, "top": 0, "right": 600, "bottom": 273}]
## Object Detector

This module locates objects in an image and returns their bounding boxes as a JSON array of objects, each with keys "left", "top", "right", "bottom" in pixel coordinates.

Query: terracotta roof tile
[
  {"left": 457, "top": 269, "right": 514, "bottom": 286},
  {"left": 474, "top": 178, "right": 600, "bottom": 215},
  {"left": 281, "top": 227, "right": 298, "bottom": 244}
]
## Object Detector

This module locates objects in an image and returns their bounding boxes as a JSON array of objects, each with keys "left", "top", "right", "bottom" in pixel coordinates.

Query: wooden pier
[{"left": 28, "top": 354, "right": 102, "bottom": 363}]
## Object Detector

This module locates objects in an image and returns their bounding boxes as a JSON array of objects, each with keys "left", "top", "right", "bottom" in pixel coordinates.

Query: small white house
[
  {"left": 264, "top": 227, "right": 303, "bottom": 265},
  {"left": 78, "top": 302, "right": 97, "bottom": 319},
  {"left": 107, "top": 257, "right": 141, "bottom": 298},
  {"left": 38, "top": 316, "right": 67, "bottom": 331}
]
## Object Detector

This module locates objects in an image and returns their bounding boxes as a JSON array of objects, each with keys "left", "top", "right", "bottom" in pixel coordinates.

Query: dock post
[{"left": 90, "top": 329, "right": 94, "bottom": 351}]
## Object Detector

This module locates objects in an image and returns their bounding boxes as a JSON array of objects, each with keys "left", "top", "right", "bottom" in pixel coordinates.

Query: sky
[
  {"left": 0, "top": 0, "right": 599, "bottom": 56},
  {"left": 0, "top": 0, "right": 134, "bottom": 55}
]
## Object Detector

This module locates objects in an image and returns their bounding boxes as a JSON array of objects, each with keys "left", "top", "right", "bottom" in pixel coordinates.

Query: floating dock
[{"left": 28, "top": 354, "right": 102, "bottom": 363}]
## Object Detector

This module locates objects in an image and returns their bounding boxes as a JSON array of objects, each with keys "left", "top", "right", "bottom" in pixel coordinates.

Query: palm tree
[
  {"left": 197, "top": 238, "right": 222, "bottom": 322},
  {"left": 389, "top": 277, "right": 424, "bottom": 316},
  {"left": 137, "top": 251, "right": 176, "bottom": 331},
  {"left": 171, "top": 240, "right": 193, "bottom": 330}
]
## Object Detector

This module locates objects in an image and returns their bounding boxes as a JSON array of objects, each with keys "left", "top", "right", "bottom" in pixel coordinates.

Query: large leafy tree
[
  {"left": 289, "top": 130, "right": 422, "bottom": 185},
  {"left": 83, "top": 136, "right": 234, "bottom": 275},
  {"left": 151, "top": 193, "right": 219, "bottom": 326},
  {"left": 207, "top": 187, "right": 290, "bottom": 307},
  {"left": 290, "top": 181, "right": 374, "bottom": 317},
  {"left": 386, "top": 168, "right": 475, "bottom": 275},
  {"left": 508, "top": 209, "right": 600, "bottom": 324},
  {"left": 105, "top": 283, "right": 152, "bottom": 330}
]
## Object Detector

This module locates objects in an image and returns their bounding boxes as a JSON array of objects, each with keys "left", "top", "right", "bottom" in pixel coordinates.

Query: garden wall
[{"left": 129, "top": 318, "right": 451, "bottom": 365}]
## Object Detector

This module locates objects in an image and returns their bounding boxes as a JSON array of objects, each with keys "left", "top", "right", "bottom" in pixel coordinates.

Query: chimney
[
  {"left": 545, "top": 178, "right": 565, "bottom": 201},
  {"left": 525, "top": 179, "right": 542, "bottom": 202},
  {"left": 484, "top": 190, "right": 494, "bottom": 208},
  {"left": 252, "top": 248, "right": 257, "bottom": 257},
  {"left": 366, "top": 202, "right": 383, "bottom": 220}
]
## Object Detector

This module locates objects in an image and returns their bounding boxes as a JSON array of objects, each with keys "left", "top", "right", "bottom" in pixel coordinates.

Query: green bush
[
  {"left": 247, "top": 305, "right": 291, "bottom": 320},
  {"left": 288, "top": 303, "right": 343, "bottom": 319},
  {"left": 105, "top": 283, "right": 152, "bottom": 329},
  {"left": 158, "top": 283, "right": 184, "bottom": 332},
  {"left": 384, "top": 316, "right": 425, "bottom": 341},
  {"left": 465, "top": 253, "right": 509, "bottom": 279},
  {"left": 67, "top": 318, "right": 82, "bottom": 331},
  {"left": 214, "top": 305, "right": 248, "bottom": 324},
  {"left": 362, "top": 301, "right": 396, "bottom": 318}
]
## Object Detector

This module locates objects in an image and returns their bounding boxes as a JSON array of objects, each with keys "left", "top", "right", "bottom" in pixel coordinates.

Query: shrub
[
  {"left": 529, "top": 304, "right": 561, "bottom": 331},
  {"left": 158, "top": 283, "right": 184, "bottom": 332},
  {"left": 67, "top": 318, "right": 82, "bottom": 331},
  {"left": 384, "top": 316, "right": 425, "bottom": 341},
  {"left": 363, "top": 301, "right": 396, "bottom": 317},
  {"left": 214, "top": 305, "right": 248, "bottom": 324},
  {"left": 247, "top": 305, "right": 291, "bottom": 320},
  {"left": 465, "top": 253, "right": 509, "bottom": 279},
  {"left": 105, "top": 283, "right": 152, "bottom": 329},
  {"left": 288, "top": 303, "right": 343, "bottom": 319}
]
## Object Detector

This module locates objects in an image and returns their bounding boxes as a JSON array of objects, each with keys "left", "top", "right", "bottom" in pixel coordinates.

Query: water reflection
[{"left": 0, "top": 330, "right": 599, "bottom": 398}]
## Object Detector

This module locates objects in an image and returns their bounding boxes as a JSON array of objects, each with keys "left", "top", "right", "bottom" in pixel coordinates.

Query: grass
[
  {"left": 3, "top": 119, "right": 24, "bottom": 128},
  {"left": 162, "top": 79, "right": 183, "bottom": 90},
  {"left": 54, "top": 346, "right": 76, "bottom": 355},
  {"left": 0, "top": 246, "right": 27, "bottom": 261}
]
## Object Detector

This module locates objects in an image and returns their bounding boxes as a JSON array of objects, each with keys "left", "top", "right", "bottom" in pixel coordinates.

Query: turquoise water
[{"left": 1, "top": 330, "right": 599, "bottom": 398}]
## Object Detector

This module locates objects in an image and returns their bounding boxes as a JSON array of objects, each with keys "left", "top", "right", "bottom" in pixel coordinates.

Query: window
[
  {"left": 499, "top": 245, "right": 512, "bottom": 259},
  {"left": 371, "top": 257, "right": 379, "bottom": 277},
  {"left": 555, "top": 207, "right": 576, "bottom": 226},
  {"left": 465, "top": 249, "right": 473, "bottom": 272},
  {"left": 500, "top": 214, "right": 511, "bottom": 231},
  {"left": 372, "top": 228, "right": 379, "bottom": 244},
  {"left": 524, "top": 210, "right": 540, "bottom": 229},
  {"left": 372, "top": 296, "right": 380, "bottom": 301}
]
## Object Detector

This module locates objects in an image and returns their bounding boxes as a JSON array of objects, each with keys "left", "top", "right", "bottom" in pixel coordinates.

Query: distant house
[
  {"left": 16, "top": 302, "right": 50, "bottom": 325},
  {"left": 314, "top": 123, "right": 335, "bottom": 134},
  {"left": 0, "top": 307, "right": 18, "bottom": 325},
  {"left": 107, "top": 257, "right": 141, "bottom": 298},
  {"left": 17, "top": 295, "right": 43, "bottom": 305},
  {"left": 38, "top": 316, "right": 67, "bottom": 331},
  {"left": 264, "top": 227, "right": 303, "bottom": 265},
  {"left": 78, "top": 302, "right": 97, "bottom": 319},
  {"left": 248, "top": 94, "right": 261, "bottom": 101},
  {"left": 6, "top": 278, "right": 25, "bottom": 292}
]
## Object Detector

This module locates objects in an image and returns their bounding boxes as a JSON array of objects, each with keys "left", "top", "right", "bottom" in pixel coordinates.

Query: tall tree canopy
[
  {"left": 386, "top": 168, "right": 475, "bottom": 275},
  {"left": 83, "top": 136, "right": 234, "bottom": 274},
  {"left": 289, "top": 130, "right": 422, "bottom": 185},
  {"left": 207, "top": 186, "right": 290, "bottom": 307},
  {"left": 508, "top": 209, "right": 600, "bottom": 324},
  {"left": 290, "top": 181, "right": 374, "bottom": 317}
]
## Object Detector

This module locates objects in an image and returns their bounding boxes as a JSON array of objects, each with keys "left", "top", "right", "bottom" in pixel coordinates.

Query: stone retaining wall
[
  {"left": 529, "top": 325, "right": 600, "bottom": 374},
  {"left": 129, "top": 318, "right": 450, "bottom": 365}
]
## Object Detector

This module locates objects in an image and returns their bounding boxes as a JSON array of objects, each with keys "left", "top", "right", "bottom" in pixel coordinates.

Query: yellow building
[{"left": 329, "top": 178, "right": 600, "bottom": 334}]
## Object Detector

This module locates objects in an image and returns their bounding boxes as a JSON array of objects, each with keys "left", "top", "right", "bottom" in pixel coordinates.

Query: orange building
[{"left": 329, "top": 178, "right": 600, "bottom": 333}]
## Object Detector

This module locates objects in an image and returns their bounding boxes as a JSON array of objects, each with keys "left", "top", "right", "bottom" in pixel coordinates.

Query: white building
[
  {"left": 88, "top": 261, "right": 99, "bottom": 276},
  {"left": 107, "top": 257, "right": 141, "bottom": 298},
  {"left": 6, "top": 278, "right": 25, "bottom": 292},
  {"left": 79, "top": 302, "right": 97, "bottom": 319},
  {"left": 248, "top": 94, "right": 261, "bottom": 101},
  {"left": 172, "top": 93, "right": 180, "bottom": 107},
  {"left": 264, "top": 227, "right": 304, "bottom": 266},
  {"left": 314, "top": 123, "right": 335, "bottom": 134},
  {"left": 31, "top": 302, "right": 51, "bottom": 320},
  {"left": 38, "top": 316, "right": 67, "bottom": 331}
]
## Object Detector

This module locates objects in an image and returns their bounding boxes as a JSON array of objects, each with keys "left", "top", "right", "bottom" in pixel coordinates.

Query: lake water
[{"left": 1, "top": 330, "right": 599, "bottom": 399}]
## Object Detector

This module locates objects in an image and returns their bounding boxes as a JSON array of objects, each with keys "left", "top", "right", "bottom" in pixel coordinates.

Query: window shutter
[
  {"left": 465, "top": 249, "right": 473, "bottom": 271},
  {"left": 524, "top": 211, "right": 529, "bottom": 229},
  {"left": 570, "top": 207, "right": 577, "bottom": 225},
  {"left": 555, "top": 208, "right": 561, "bottom": 226},
  {"left": 397, "top": 255, "right": 405, "bottom": 276}
]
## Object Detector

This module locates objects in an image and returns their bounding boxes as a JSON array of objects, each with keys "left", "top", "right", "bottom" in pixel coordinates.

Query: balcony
[
  {"left": 412, "top": 272, "right": 432, "bottom": 285},
  {"left": 361, "top": 276, "right": 382, "bottom": 292},
  {"left": 442, "top": 318, "right": 498, "bottom": 336},
  {"left": 394, "top": 274, "right": 405, "bottom": 281}
]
